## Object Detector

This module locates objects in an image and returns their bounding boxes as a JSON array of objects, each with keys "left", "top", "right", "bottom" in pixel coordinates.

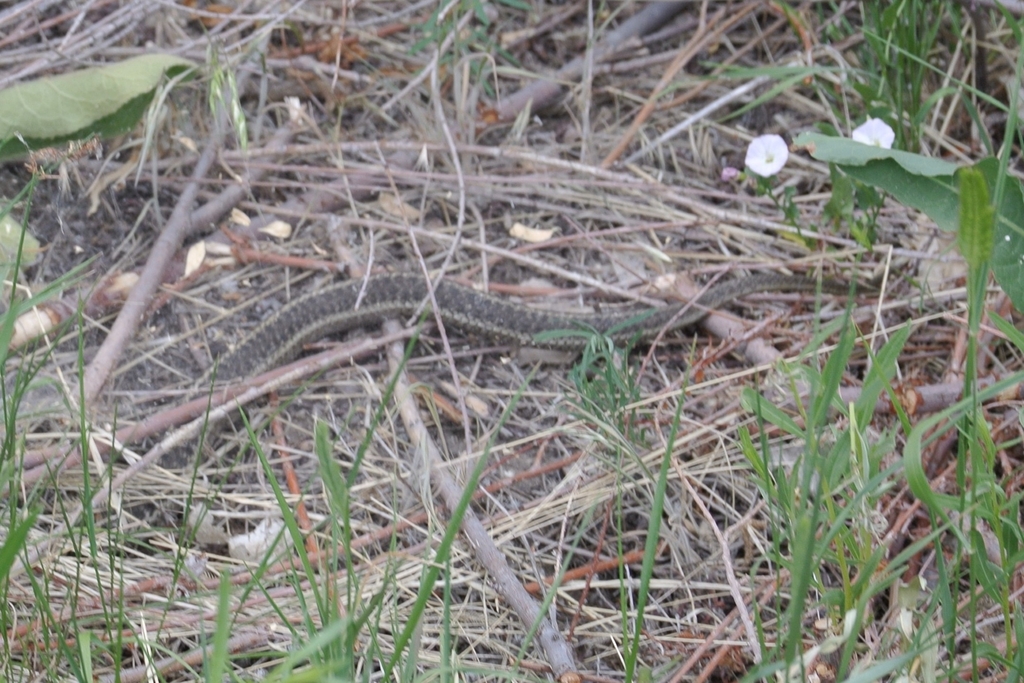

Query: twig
[
  {"left": 621, "top": 75, "right": 771, "bottom": 166},
  {"left": 666, "top": 574, "right": 783, "bottom": 683},
  {"left": 679, "top": 470, "right": 762, "bottom": 663},
  {"left": 81, "top": 121, "right": 224, "bottom": 402},
  {"left": 97, "top": 630, "right": 269, "bottom": 683},
  {"left": 603, "top": 3, "right": 738, "bottom": 168},
  {"left": 186, "top": 123, "right": 295, "bottom": 237},
  {"left": 493, "top": 3, "right": 687, "bottom": 122},
  {"left": 383, "top": 320, "right": 580, "bottom": 683},
  {"left": 80, "top": 100, "right": 301, "bottom": 399}
]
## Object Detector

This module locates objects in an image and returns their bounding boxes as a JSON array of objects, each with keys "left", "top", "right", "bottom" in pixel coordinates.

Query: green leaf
[
  {"left": 0, "top": 212, "right": 40, "bottom": 287},
  {"left": 793, "top": 132, "right": 960, "bottom": 176},
  {"left": 797, "top": 143, "right": 1024, "bottom": 310},
  {"left": 0, "top": 510, "right": 36, "bottom": 579},
  {"left": 855, "top": 325, "right": 910, "bottom": 428},
  {"left": 0, "top": 54, "right": 196, "bottom": 160},
  {"left": 956, "top": 166, "right": 995, "bottom": 269},
  {"left": 843, "top": 159, "right": 959, "bottom": 231},
  {"left": 973, "top": 157, "right": 1024, "bottom": 312},
  {"left": 740, "top": 387, "right": 803, "bottom": 437},
  {"left": 823, "top": 165, "right": 855, "bottom": 225},
  {"left": 992, "top": 313, "right": 1024, "bottom": 355},
  {"left": 795, "top": 132, "right": 961, "bottom": 231}
]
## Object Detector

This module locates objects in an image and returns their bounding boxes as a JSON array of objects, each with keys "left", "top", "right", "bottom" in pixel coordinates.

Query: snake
[{"left": 215, "top": 272, "right": 851, "bottom": 379}]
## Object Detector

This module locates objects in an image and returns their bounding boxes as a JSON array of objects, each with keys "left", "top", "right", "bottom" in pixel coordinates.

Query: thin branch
[
  {"left": 81, "top": 121, "right": 224, "bottom": 402},
  {"left": 493, "top": 2, "right": 687, "bottom": 122},
  {"left": 383, "top": 320, "right": 580, "bottom": 682}
]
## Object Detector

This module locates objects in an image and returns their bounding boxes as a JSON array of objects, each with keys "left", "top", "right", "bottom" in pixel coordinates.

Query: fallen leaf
[
  {"left": 185, "top": 241, "right": 206, "bottom": 277},
  {"left": 379, "top": 193, "right": 421, "bottom": 220},
  {"left": 228, "top": 518, "right": 285, "bottom": 563},
  {"left": 258, "top": 220, "right": 293, "bottom": 239},
  {"left": 229, "top": 208, "right": 250, "bottom": 226},
  {"left": 509, "top": 222, "right": 555, "bottom": 243}
]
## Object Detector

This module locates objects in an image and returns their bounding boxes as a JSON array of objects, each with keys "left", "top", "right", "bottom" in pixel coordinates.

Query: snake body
[{"left": 216, "top": 272, "right": 847, "bottom": 379}]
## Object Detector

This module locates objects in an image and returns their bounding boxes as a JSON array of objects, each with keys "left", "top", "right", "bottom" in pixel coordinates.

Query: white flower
[
  {"left": 851, "top": 118, "right": 895, "bottom": 149},
  {"left": 745, "top": 135, "right": 789, "bottom": 177}
]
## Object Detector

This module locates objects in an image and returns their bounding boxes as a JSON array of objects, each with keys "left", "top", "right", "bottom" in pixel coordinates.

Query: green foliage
[
  {"left": 795, "top": 131, "right": 960, "bottom": 229},
  {"left": 794, "top": 132, "right": 960, "bottom": 176},
  {"left": 741, "top": 319, "right": 954, "bottom": 680},
  {"left": 250, "top": 383, "right": 399, "bottom": 682},
  {"left": 793, "top": 90, "right": 1024, "bottom": 675},
  {"left": 823, "top": 164, "right": 885, "bottom": 248},
  {"left": 208, "top": 48, "right": 247, "bottom": 153},
  {"left": 796, "top": 133, "right": 1024, "bottom": 315},
  {"left": 410, "top": 0, "right": 522, "bottom": 99},
  {"left": 956, "top": 167, "right": 995, "bottom": 270},
  {"left": 623, "top": 400, "right": 680, "bottom": 683},
  {"left": 0, "top": 54, "right": 195, "bottom": 160},
  {"left": 568, "top": 335, "right": 646, "bottom": 447},
  {"left": 0, "top": 183, "right": 99, "bottom": 679}
]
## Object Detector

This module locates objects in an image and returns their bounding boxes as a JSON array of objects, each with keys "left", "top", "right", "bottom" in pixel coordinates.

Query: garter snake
[{"left": 215, "top": 272, "right": 850, "bottom": 379}]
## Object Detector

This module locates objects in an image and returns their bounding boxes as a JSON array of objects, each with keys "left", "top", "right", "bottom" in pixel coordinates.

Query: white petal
[
  {"left": 852, "top": 118, "right": 895, "bottom": 149},
  {"left": 745, "top": 135, "right": 789, "bottom": 177}
]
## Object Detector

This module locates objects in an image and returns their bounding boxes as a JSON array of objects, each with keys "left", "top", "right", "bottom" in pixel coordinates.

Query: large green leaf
[
  {"left": 793, "top": 132, "right": 960, "bottom": 176},
  {"left": 796, "top": 132, "right": 1024, "bottom": 317},
  {"left": 843, "top": 158, "right": 960, "bottom": 232},
  {"left": 794, "top": 131, "right": 960, "bottom": 231},
  {"left": 0, "top": 54, "right": 196, "bottom": 160},
  {"left": 975, "top": 157, "right": 1024, "bottom": 311},
  {"left": 956, "top": 166, "right": 995, "bottom": 269}
]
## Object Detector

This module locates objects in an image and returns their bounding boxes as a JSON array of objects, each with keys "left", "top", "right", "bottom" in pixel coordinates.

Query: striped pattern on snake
[{"left": 215, "top": 272, "right": 850, "bottom": 379}]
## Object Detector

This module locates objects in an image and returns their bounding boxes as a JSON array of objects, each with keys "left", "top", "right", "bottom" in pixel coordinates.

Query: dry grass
[{"left": 0, "top": 1, "right": 1009, "bottom": 681}]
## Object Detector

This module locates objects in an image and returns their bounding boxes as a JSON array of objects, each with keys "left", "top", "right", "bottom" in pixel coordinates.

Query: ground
[{"left": 0, "top": 2, "right": 1014, "bottom": 682}]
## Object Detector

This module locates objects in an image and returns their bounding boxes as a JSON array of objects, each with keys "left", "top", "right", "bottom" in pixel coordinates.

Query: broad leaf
[
  {"left": 793, "top": 132, "right": 960, "bottom": 176},
  {"left": 794, "top": 132, "right": 960, "bottom": 232},
  {"left": 0, "top": 54, "right": 195, "bottom": 160}
]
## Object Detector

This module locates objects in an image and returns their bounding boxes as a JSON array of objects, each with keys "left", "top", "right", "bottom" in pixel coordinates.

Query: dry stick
[
  {"left": 186, "top": 123, "right": 295, "bottom": 238},
  {"left": 238, "top": 150, "right": 420, "bottom": 230},
  {"left": 648, "top": 13, "right": 787, "bottom": 110},
  {"left": 82, "top": 123, "right": 223, "bottom": 402},
  {"left": 679, "top": 472, "right": 762, "bottom": 664},
  {"left": 837, "top": 375, "right": 1014, "bottom": 416},
  {"left": 97, "top": 630, "right": 269, "bottom": 683},
  {"left": 493, "top": 2, "right": 687, "bottom": 122},
  {"left": 15, "top": 115, "right": 291, "bottom": 359},
  {"left": 621, "top": 75, "right": 771, "bottom": 166},
  {"left": 0, "top": 1, "right": 145, "bottom": 89},
  {"left": 525, "top": 545, "right": 655, "bottom": 596},
  {"left": 382, "top": 320, "right": 580, "bottom": 683},
  {"left": 25, "top": 124, "right": 296, "bottom": 477},
  {"left": 667, "top": 574, "right": 783, "bottom": 683},
  {"left": 602, "top": 2, "right": 738, "bottom": 168}
]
